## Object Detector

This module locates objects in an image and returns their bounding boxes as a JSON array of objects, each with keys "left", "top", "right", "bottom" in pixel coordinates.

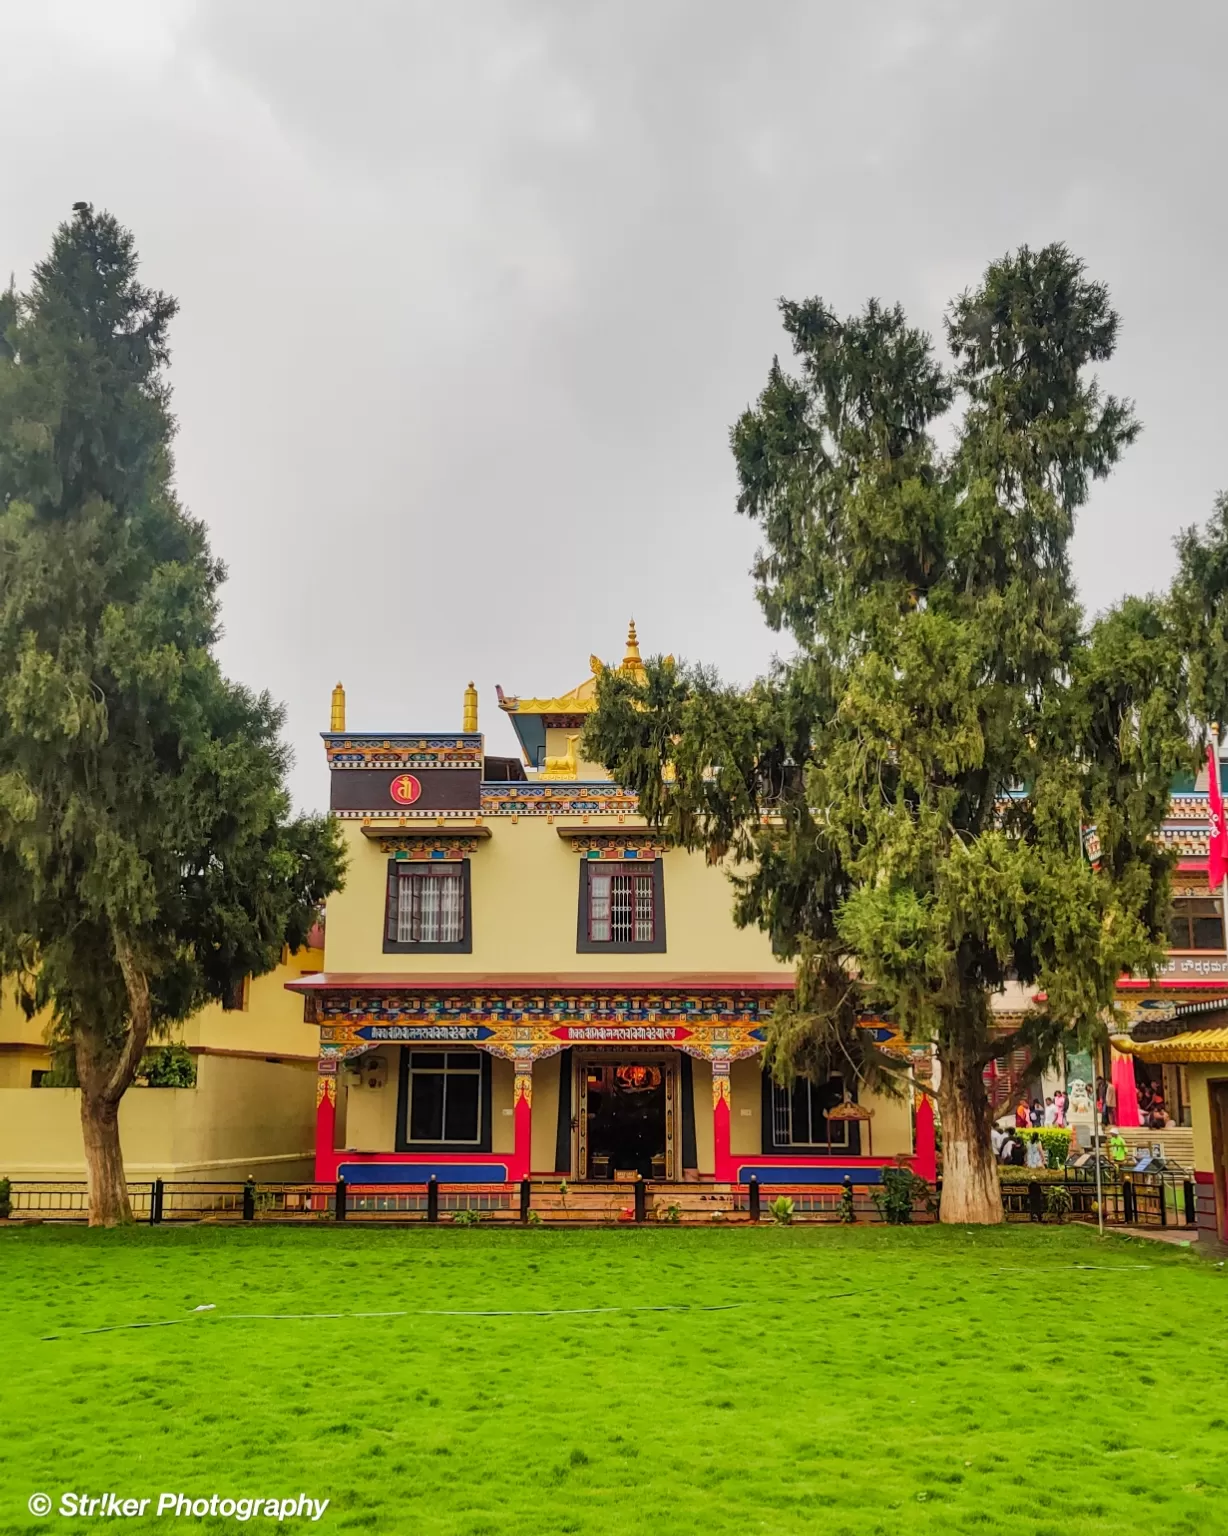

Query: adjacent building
[{"left": 0, "top": 943, "right": 324, "bottom": 1182}]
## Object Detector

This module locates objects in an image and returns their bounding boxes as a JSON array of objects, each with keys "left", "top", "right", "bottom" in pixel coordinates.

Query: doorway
[{"left": 578, "top": 1057, "right": 676, "bottom": 1180}]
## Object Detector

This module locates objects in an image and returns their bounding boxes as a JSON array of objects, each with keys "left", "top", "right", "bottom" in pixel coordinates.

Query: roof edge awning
[
  {"left": 1131, "top": 1026, "right": 1228, "bottom": 1063},
  {"left": 360, "top": 822, "right": 491, "bottom": 840},
  {"left": 286, "top": 971, "right": 797, "bottom": 995},
  {"left": 556, "top": 823, "right": 659, "bottom": 841}
]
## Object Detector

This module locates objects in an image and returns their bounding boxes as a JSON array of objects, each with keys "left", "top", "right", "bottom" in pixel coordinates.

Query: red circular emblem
[{"left": 390, "top": 773, "right": 422, "bottom": 806}]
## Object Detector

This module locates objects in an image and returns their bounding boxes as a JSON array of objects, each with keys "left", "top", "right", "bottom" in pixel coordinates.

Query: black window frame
[
  {"left": 395, "top": 1046, "right": 493, "bottom": 1153},
  {"left": 1167, "top": 891, "right": 1224, "bottom": 952},
  {"left": 576, "top": 859, "right": 666, "bottom": 954},
  {"left": 761, "top": 1071, "right": 861, "bottom": 1156},
  {"left": 383, "top": 858, "right": 473, "bottom": 955}
]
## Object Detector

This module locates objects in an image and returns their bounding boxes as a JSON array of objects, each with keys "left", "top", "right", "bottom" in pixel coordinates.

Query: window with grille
[
  {"left": 383, "top": 861, "right": 471, "bottom": 952},
  {"left": 770, "top": 1075, "right": 850, "bottom": 1149},
  {"left": 1167, "top": 892, "right": 1224, "bottom": 951},
  {"left": 577, "top": 861, "right": 665, "bottom": 951},
  {"left": 406, "top": 1051, "right": 484, "bottom": 1145}
]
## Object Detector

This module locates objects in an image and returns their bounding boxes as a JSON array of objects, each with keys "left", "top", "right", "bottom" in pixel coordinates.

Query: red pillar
[
  {"left": 914, "top": 1093, "right": 937, "bottom": 1184},
  {"left": 712, "top": 1056, "right": 733, "bottom": 1182},
  {"left": 314, "top": 1065, "right": 337, "bottom": 1182},
  {"left": 512, "top": 1059, "right": 533, "bottom": 1181}
]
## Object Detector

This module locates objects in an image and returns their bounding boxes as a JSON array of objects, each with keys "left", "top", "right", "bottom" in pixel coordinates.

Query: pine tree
[
  {"left": 586, "top": 246, "right": 1196, "bottom": 1223},
  {"left": 0, "top": 206, "right": 345, "bottom": 1225}
]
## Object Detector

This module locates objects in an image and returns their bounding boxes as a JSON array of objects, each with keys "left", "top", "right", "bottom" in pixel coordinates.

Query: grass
[{"left": 1, "top": 1223, "right": 1226, "bottom": 1535}]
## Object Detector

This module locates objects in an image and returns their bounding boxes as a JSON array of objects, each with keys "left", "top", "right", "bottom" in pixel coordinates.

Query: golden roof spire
[
  {"left": 462, "top": 680, "right": 478, "bottom": 734},
  {"left": 330, "top": 681, "right": 346, "bottom": 733},
  {"left": 620, "top": 619, "right": 645, "bottom": 681}
]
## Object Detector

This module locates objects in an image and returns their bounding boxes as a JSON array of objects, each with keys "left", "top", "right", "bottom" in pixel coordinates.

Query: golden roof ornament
[
  {"left": 619, "top": 619, "right": 646, "bottom": 682},
  {"left": 330, "top": 682, "right": 346, "bottom": 733},
  {"left": 462, "top": 681, "right": 478, "bottom": 734}
]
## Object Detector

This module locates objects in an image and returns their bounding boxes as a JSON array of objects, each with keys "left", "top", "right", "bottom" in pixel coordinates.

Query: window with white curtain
[
  {"left": 384, "top": 861, "right": 470, "bottom": 950},
  {"left": 397, "top": 869, "right": 463, "bottom": 942}
]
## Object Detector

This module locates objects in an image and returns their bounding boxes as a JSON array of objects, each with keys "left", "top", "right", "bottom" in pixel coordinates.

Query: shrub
[
  {"left": 138, "top": 1045, "right": 197, "bottom": 1088},
  {"left": 996, "top": 1167, "right": 1067, "bottom": 1183},
  {"left": 1014, "top": 1127, "right": 1073, "bottom": 1168},
  {"left": 768, "top": 1195, "right": 794, "bottom": 1226},
  {"left": 839, "top": 1179, "right": 856, "bottom": 1224},
  {"left": 1045, "top": 1184, "right": 1073, "bottom": 1223},
  {"left": 452, "top": 1208, "right": 482, "bottom": 1227},
  {"left": 873, "top": 1165, "right": 929, "bottom": 1224},
  {"left": 526, "top": 1210, "right": 543, "bottom": 1227},
  {"left": 0, "top": 1176, "right": 10, "bottom": 1219},
  {"left": 654, "top": 1200, "right": 682, "bottom": 1224}
]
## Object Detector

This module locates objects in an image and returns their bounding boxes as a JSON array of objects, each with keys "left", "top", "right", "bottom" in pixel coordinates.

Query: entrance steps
[
  {"left": 1114, "top": 1126, "right": 1196, "bottom": 1168},
  {"left": 528, "top": 1181, "right": 746, "bottom": 1223}
]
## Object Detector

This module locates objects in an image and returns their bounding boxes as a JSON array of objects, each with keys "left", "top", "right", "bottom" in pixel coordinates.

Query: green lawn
[{"left": 1, "top": 1223, "right": 1225, "bottom": 1535}]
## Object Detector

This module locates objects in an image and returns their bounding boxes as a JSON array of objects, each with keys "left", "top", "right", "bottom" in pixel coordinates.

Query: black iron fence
[
  {"left": 5, "top": 1170, "right": 1197, "bottom": 1228},
  {"left": 999, "top": 1169, "right": 1199, "bottom": 1228}
]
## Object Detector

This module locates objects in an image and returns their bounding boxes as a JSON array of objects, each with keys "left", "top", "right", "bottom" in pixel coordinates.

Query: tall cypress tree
[
  {"left": 0, "top": 206, "right": 345, "bottom": 1225},
  {"left": 587, "top": 246, "right": 1196, "bottom": 1222}
]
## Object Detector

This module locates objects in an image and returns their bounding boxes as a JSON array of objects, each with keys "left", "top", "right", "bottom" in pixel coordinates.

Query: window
[
  {"left": 576, "top": 860, "right": 666, "bottom": 953},
  {"left": 765, "top": 1074, "right": 856, "bottom": 1152},
  {"left": 1167, "top": 892, "right": 1223, "bottom": 951},
  {"left": 222, "top": 976, "right": 249, "bottom": 1012},
  {"left": 383, "top": 860, "right": 472, "bottom": 953},
  {"left": 397, "top": 1049, "right": 492, "bottom": 1151}
]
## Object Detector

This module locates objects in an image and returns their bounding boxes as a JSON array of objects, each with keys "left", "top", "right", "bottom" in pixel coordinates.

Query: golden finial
[
  {"left": 330, "top": 681, "right": 346, "bottom": 733},
  {"left": 620, "top": 619, "right": 646, "bottom": 681},
  {"left": 463, "top": 681, "right": 478, "bottom": 734}
]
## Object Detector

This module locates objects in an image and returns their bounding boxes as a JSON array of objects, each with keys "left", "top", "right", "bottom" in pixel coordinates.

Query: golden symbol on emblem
[{"left": 390, "top": 773, "right": 422, "bottom": 806}]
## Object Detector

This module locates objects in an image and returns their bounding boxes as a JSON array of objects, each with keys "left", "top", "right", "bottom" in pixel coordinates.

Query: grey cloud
[{"left": 2, "top": 0, "right": 1224, "bottom": 808}]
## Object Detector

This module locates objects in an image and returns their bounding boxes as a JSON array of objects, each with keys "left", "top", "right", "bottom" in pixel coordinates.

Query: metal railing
[{"left": 998, "top": 1169, "right": 1199, "bottom": 1228}]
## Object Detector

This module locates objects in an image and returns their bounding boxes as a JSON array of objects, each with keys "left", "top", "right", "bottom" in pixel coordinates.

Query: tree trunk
[
  {"left": 73, "top": 930, "right": 154, "bottom": 1227},
  {"left": 936, "top": 1032, "right": 1003, "bottom": 1225},
  {"left": 78, "top": 1090, "right": 132, "bottom": 1227}
]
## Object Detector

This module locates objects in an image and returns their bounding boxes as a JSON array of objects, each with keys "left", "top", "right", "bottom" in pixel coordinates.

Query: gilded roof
[
  {"left": 498, "top": 621, "right": 653, "bottom": 716},
  {"left": 1132, "top": 1026, "right": 1228, "bottom": 1063}
]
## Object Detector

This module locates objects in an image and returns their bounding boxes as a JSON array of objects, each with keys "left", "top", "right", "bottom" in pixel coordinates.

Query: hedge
[{"left": 1009, "top": 1127, "right": 1072, "bottom": 1168}]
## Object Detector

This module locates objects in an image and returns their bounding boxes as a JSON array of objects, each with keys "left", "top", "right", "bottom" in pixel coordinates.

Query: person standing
[
  {"left": 1104, "top": 1077, "right": 1117, "bottom": 1128},
  {"left": 1030, "top": 1099, "right": 1044, "bottom": 1127},
  {"left": 1015, "top": 1098, "right": 1030, "bottom": 1128}
]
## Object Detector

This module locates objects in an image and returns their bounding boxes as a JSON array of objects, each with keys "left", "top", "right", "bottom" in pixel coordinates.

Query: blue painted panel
[
  {"left": 339, "top": 1162, "right": 509, "bottom": 1185},
  {"left": 355, "top": 1024, "right": 496, "bottom": 1042},
  {"left": 737, "top": 1164, "right": 885, "bottom": 1185}
]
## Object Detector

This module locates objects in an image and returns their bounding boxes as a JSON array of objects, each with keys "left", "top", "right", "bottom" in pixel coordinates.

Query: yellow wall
[
  {"left": 531, "top": 1053, "right": 563, "bottom": 1173},
  {"left": 0, "top": 1054, "right": 315, "bottom": 1180},
  {"left": 1188, "top": 1064, "right": 1222, "bottom": 1174},
  {"left": 336, "top": 1045, "right": 516, "bottom": 1156},
  {"left": 0, "top": 1046, "right": 51, "bottom": 1089},
  {"left": 730, "top": 1058, "right": 762, "bottom": 1155},
  {"left": 327, "top": 819, "right": 793, "bottom": 976},
  {"left": 342, "top": 1047, "right": 399, "bottom": 1151},
  {"left": 728, "top": 1057, "right": 911, "bottom": 1159},
  {"left": 0, "top": 948, "right": 322, "bottom": 1068},
  {"left": 0, "top": 985, "right": 52, "bottom": 1085},
  {"left": 182, "top": 947, "right": 323, "bottom": 1058}
]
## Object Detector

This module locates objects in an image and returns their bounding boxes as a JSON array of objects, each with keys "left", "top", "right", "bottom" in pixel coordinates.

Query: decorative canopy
[
  {"left": 825, "top": 1097, "right": 875, "bottom": 1122},
  {"left": 1130, "top": 1025, "right": 1228, "bottom": 1063}
]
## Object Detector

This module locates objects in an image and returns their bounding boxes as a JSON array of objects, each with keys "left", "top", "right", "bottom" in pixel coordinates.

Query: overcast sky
[{"left": 3, "top": 1, "right": 1225, "bottom": 809}]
